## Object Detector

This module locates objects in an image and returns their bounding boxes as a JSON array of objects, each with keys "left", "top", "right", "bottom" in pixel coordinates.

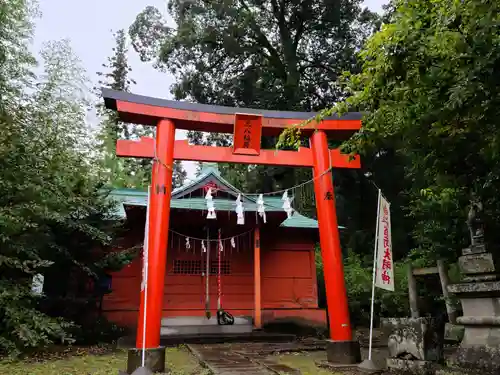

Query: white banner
[
  {"left": 374, "top": 194, "right": 394, "bottom": 291},
  {"left": 140, "top": 186, "right": 151, "bottom": 292}
]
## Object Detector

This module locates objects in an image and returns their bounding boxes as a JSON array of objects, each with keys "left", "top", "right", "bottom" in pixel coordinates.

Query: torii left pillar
[{"left": 126, "top": 119, "right": 175, "bottom": 374}]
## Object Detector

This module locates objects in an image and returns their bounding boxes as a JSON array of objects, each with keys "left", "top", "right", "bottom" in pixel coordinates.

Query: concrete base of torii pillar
[{"left": 122, "top": 347, "right": 166, "bottom": 374}]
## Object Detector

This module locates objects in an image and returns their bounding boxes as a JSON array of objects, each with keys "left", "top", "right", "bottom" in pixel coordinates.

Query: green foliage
[
  {"left": 0, "top": 0, "right": 37, "bottom": 112},
  {"left": 0, "top": 283, "right": 74, "bottom": 358},
  {"left": 172, "top": 160, "right": 187, "bottom": 188},
  {"left": 283, "top": 0, "right": 500, "bottom": 265},
  {"left": 347, "top": 0, "right": 500, "bottom": 262},
  {"left": 131, "top": 0, "right": 379, "bottom": 111},
  {"left": 95, "top": 245, "right": 140, "bottom": 273},
  {"left": 70, "top": 317, "right": 126, "bottom": 346},
  {"left": 316, "top": 248, "right": 409, "bottom": 326},
  {"left": 0, "top": 346, "right": 204, "bottom": 375},
  {"left": 0, "top": 4, "right": 134, "bottom": 354}
]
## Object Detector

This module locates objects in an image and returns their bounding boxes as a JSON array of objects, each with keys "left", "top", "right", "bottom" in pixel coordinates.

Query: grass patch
[
  {"left": 0, "top": 346, "right": 202, "bottom": 375},
  {"left": 274, "top": 351, "right": 341, "bottom": 375}
]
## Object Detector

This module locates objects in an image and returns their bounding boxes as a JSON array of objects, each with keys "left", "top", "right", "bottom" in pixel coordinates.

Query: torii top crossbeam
[
  {"left": 102, "top": 88, "right": 362, "bottom": 138},
  {"left": 102, "top": 88, "right": 362, "bottom": 168}
]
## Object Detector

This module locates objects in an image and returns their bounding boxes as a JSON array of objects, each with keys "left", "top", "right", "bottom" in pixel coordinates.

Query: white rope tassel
[
  {"left": 185, "top": 237, "right": 191, "bottom": 250},
  {"left": 205, "top": 187, "right": 216, "bottom": 219},
  {"left": 257, "top": 194, "right": 267, "bottom": 223},
  {"left": 235, "top": 194, "right": 245, "bottom": 225},
  {"left": 202, "top": 240, "right": 207, "bottom": 253},
  {"left": 282, "top": 190, "right": 293, "bottom": 218},
  {"left": 231, "top": 237, "right": 236, "bottom": 248}
]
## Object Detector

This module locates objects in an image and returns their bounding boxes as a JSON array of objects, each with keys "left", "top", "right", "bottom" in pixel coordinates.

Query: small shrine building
[{"left": 103, "top": 163, "right": 329, "bottom": 333}]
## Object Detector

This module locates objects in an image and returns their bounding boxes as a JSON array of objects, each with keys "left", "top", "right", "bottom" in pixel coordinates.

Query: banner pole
[
  {"left": 368, "top": 189, "right": 382, "bottom": 361},
  {"left": 141, "top": 186, "right": 151, "bottom": 367}
]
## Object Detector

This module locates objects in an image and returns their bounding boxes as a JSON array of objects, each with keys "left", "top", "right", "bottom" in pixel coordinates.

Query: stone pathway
[
  {"left": 186, "top": 329, "right": 462, "bottom": 375},
  {"left": 188, "top": 344, "right": 275, "bottom": 375},
  {"left": 188, "top": 341, "right": 391, "bottom": 375},
  {"left": 227, "top": 340, "right": 326, "bottom": 355}
]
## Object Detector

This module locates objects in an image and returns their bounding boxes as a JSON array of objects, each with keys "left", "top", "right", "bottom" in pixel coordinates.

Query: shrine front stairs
[
  {"left": 116, "top": 316, "right": 296, "bottom": 348},
  {"left": 160, "top": 316, "right": 253, "bottom": 336}
]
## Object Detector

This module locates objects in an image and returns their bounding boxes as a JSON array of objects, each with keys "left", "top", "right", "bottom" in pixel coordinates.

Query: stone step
[
  {"left": 160, "top": 324, "right": 253, "bottom": 336},
  {"left": 161, "top": 316, "right": 252, "bottom": 326},
  {"left": 160, "top": 332, "right": 296, "bottom": 346},
  {"left": 117, "top": 332, "right": 296, "bottom": 349}
]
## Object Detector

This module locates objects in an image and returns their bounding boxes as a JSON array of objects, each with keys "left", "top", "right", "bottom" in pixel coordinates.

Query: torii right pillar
[{"left": 311, "top": 130, "right": 361, "bottom": 364}]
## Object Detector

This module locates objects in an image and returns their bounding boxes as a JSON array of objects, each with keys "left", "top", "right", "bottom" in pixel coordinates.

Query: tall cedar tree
[
  {"left": 97, "top": 29, "right": 188, "bottom": 189},
  {"left": 97, "top": 30, "right": 154, "bottom": 188}
]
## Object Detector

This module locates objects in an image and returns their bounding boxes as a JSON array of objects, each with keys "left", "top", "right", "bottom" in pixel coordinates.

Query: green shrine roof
[{"left": 108, "top": 164, "right": 323, "bottom": 230}]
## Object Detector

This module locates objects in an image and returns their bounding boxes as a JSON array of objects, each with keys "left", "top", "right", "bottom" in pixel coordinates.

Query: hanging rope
[
  {"left": 151, "top": 148, "right": 333, "bottom": 199},
  {"left": 217, "top": 229, "right": 222, "bottom": 311},
  {"left": 169, "top": 228, "right": 253, "bottom": 242},
  {"left": 151, "top": 141, "right": 335, "bottom": 224},
  {"left": 241, "top": 167, "right": 333, "bottom": 197},
  {"left": 216, "top": 228, "right": 234, "bottom": 326}
]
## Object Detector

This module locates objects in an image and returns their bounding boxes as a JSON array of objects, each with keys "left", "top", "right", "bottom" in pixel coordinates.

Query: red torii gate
[{"left": 102, "top": 88, "right": 363, "bottom": 372}]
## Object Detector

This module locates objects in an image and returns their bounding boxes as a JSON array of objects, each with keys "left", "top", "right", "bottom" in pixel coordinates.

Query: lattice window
[
  {"left": 172, "top": 259, "right": 231, "bottom": 275},
  {"left": 173, "top": 260, "right": 202, "bottom": 275},
  {"left": 210, "top": 260, "right": 231, "bottom": 275}
]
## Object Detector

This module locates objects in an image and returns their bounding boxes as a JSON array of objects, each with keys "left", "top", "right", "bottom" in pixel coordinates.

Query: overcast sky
[{"left": 33, "top": 0, "right": 386, "bottom": 178}]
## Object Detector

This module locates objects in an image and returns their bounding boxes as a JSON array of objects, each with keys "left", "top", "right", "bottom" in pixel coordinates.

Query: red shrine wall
[{"left": 102, "top": 227, "right": 326, "bottom": 329}]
